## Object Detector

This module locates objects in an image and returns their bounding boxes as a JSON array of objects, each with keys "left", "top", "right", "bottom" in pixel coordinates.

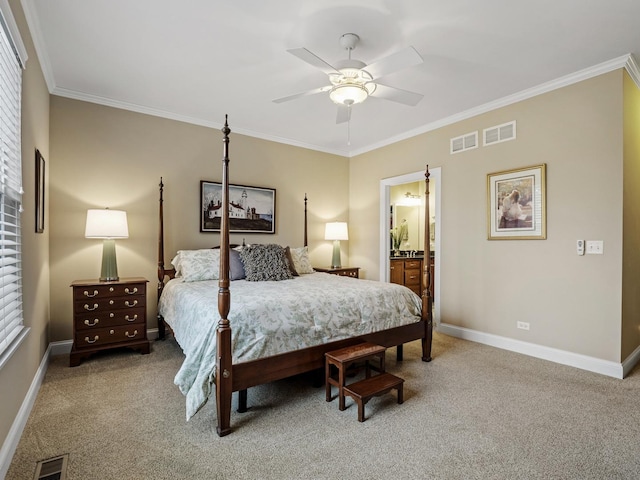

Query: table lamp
[
  {"left": 325, "top": 222, "right": 348, "bottom": 268},
  {"left": 85, "top": 208, "right": 129, "bottom": 281}
]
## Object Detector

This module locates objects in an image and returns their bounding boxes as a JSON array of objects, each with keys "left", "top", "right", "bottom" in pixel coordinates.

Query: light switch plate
[{"left": 586, "top": 240, "right": 604, "bottom": 255}]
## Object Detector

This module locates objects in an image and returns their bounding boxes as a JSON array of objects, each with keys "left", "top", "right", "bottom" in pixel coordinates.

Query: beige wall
[
  {"left": 622, "top": 71, "right": 640, "bottom": 359},
  {"left": 48, "top": 98, "right": 349, "bottom": 341},
  {"left": 0, "top": 0, "right": 50, "bottom": 455},
  {"left": 3, "top": 16, "right": 638, "bottom": 462},
  {"left": 351, "top": 71, "right": 626, "bottom": 362}
]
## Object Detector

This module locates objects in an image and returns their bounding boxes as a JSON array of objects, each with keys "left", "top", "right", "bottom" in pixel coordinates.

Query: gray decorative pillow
[
  {"left": 229, "top": 249, "right": 246, "bottom": 280},
  {"left": 284, "top": 246, "right": 299, "bottom": 276},
  {"left": 239, "top": 244, "right": 294, "bottom": 281}
]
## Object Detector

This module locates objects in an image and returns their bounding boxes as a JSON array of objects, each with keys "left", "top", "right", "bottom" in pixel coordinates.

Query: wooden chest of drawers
[
  {"left": 70, "top": 277, "right": 150, "bottom": 366},
  {"left": 313, "top": 266, "right": 360, "bottom": 278},
  {"left": 390, "top": 258, "right": 423, "bottom": 296}
]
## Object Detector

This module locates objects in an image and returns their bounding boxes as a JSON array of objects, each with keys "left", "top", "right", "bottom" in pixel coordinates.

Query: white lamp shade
[
  {"left": 325, "top": 222, "right": 348, "bottom": 241},
  {"left": 85, "top": 209, "right": 129, "bottom": 239}
]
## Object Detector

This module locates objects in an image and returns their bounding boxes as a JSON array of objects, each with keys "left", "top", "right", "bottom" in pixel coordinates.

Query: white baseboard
[
  {"left": 0, "top": 343, "right": 52, "bottom": 479},
  {"left": 622, "top": 343, "right": 640, "bottom": 377},
  {"left": 437, "top": 322, "right": 627, "bottom": 379},
  {"left": 0, "top": 328, "right": 160, "bottom": 477}
]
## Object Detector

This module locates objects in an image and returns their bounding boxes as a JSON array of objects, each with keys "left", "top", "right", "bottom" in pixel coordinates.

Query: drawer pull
[
  {"left": 109, "top": 300, "right": 114, "bottom": 305},
  {"left": 84, "top": 335, "right": 99, "bottom": 344},
  {"left": 110, "top": 329, "right": 115, "bottom": 334},
  {"left": 84, "top": 303, "right": 98, "bottom": 311},
  {"left": 109, "top": 287, "right": 114, "bottom": 292},
  {"left": 83, "top": 289, "right": 99, "bottom": 298},
  {"left": 84, "top": 319, "right": 99, "bottom": 327},
  {"left": 125, "top": 330, "right": 138, "bottom": 338},
  {"left": 125, "top": 287, "right": 138, "bottom": 295},
  {"left": 125, "top": 314, "right": 138, "bottom": 322},
  {"left": 110, "top": 313, "right": 114, "bottom": 318},
  {"left": 125, "top": 300, "right": 138, "bottom": 307}
]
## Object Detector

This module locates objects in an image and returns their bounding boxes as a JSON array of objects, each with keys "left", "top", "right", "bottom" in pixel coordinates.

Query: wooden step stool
[
  {"left": 343, "top": 372, "right": 404, "bottom": 422},
  {"left": 325, "top": 342, "right": 386, "bottom": 411}
]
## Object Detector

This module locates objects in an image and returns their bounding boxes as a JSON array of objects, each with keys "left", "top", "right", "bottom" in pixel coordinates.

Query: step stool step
[
  {"left": 325, "top": 342, "right": 386, "bottom": 363},
  {"left": 343, "top": 372, "right": 404, "bottom": 422}
]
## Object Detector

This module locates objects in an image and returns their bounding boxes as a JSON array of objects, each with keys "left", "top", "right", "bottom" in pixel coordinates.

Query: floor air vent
[{"left": 34, "top": 454, "right": 68, "bottom": 480}]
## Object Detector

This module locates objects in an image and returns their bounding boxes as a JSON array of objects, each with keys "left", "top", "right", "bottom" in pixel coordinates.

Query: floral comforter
[{"left": 158, "top": 272, "right": 422, "bottom": 419}]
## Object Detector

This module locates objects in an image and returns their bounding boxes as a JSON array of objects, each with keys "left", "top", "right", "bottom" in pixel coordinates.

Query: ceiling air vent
[
  {"left": 34, "top": 454, "right": 68, "bottom": 480},
  {"left": 450, "top": 131, "right": 478, "bottom": 154},
  {"left": 483, "top": 120, "right": 516, "bottom": 146}
]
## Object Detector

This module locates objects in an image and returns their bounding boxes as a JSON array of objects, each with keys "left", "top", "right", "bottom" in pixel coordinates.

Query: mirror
[{"left": 390, "top": 180, "right": 436, "bottom": 254}]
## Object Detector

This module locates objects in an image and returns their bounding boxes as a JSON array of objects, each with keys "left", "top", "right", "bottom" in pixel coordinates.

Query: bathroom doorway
[{"left": 380, "top": 167, "right": 441, "bottom": 324}]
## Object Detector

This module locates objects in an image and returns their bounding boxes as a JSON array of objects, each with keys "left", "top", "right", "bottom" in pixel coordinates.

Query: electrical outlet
[
  {"left": 586, "top": 240, "right": 604, "bottom": 255},
  {"left": 576, "top": 240, "right": 584, "bottom": 255},
  {"left": 517, "top": 321, "right": 530, "bottom": 331}
]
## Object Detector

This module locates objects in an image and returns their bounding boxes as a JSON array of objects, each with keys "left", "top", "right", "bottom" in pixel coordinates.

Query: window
[{"left": 0, "top": 1, "right": 27, "bottom": 364}]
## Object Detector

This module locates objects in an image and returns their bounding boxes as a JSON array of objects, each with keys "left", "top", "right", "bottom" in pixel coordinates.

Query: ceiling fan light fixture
[{"left": 329, "top": 84, "right": 369, "bottom": 105}]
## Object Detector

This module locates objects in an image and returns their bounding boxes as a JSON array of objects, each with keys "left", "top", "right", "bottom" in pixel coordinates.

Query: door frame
[{"left": 379, "top": 167, "right": 441, "bottom": 325}]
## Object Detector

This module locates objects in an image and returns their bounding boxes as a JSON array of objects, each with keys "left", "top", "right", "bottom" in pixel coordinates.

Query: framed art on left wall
[{"left": 35, "top": 149, "right": 45, "bottom": 233}]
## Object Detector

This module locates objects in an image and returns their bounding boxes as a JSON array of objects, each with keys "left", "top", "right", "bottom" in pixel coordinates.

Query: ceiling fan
[{"left": 273, "top": 33, "right": 424, "bottom": 124}]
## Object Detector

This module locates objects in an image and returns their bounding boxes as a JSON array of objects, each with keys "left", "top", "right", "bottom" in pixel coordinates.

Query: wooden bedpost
[
  {"left": 422, "top": 165, "right": 433, "bottom": 362},
  {"left": 157, "top": 177, "right": 166, "bottom": 340},
  {"left": 216, "top": 116, "right": 233, "bottom": 436},
  {"left": 304, "top": 193, "right": 308, "bottom": 247}
]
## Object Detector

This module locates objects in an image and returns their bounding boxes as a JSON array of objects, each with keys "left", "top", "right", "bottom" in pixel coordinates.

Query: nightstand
[
  {"left": 70, "top": 277, "right": 150, "bottom": 367},
  {"left": 314, "top": 266, "right": 360, "bottom": 278}
]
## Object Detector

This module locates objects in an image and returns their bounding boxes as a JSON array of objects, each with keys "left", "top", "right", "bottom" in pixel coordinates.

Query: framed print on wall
[
  {"left": 200, "top": 181, "right": 276, "bottom": 233},
  {"left": 35, "top": 149, "right": 45, "bottom": 233},
  {"left": 487, "top": 164, "right": 546, "bottom": 240}
]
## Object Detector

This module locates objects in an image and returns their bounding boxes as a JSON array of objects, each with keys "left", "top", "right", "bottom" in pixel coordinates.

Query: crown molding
[
  {"left": 51, "top": 87, "right": 351, "bottom": 157},
  {"left": 625, "top": 53, "right": 640, "bottom": 88},
  {"left": 350, "top": 54, "right": 634, "bottom": 157}
]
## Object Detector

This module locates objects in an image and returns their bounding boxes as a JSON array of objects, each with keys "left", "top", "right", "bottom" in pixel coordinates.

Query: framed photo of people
[{"left": 487, "top": 164, "right": 546, "bottom": 240}]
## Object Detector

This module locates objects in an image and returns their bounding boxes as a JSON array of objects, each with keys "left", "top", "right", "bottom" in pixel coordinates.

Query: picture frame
[
  {"left": 200, "top": 181, "right": 276, "bottom": 233},
  {"left": 487, "top": 164, "right": 546, "bottom": 240},
  {"left": 35, "top": 149, "right": 45, "bottom": 233}
]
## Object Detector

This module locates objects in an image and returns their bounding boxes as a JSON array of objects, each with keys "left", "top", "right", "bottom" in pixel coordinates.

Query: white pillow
[
  {"left": 171, "top": 249, "right": 220, "bottom": 282},
  {"left": 289, "top": 246, "right": 314, "bottom": 274}
]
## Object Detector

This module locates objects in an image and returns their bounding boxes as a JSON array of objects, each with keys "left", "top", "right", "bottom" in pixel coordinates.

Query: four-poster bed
[{"left": 156, "top": 117, "right": 433, "bottom": 436}]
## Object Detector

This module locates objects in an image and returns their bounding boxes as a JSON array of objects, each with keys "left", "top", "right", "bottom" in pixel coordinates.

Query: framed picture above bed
[
  {"left": 487, "top": 164, "right": 546, "bottom": 240},
  {"left": 201, "top": 181, "right": 276, "bottom": 233}
]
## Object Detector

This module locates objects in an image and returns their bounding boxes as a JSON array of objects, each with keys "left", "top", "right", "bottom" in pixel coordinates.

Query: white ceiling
[{"left": 23, "top": 0, "right": 640, "bottom": 157}]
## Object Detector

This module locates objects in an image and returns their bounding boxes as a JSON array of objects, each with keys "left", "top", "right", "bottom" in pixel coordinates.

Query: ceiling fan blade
[
  {"left": 287, "top": 48, "right": 340, "bottom": 75},
  {"left": 372, "top": 83, "right": 424, "bottom": 106},
  {"left": 336, "top": 104, "right": 351, "bottom": 124},
  {"left": 364, "top": 46, "right": 423, "bottom": 80},
  {"left": 273, "top": 85, "right": 331, "bottom": 104}
]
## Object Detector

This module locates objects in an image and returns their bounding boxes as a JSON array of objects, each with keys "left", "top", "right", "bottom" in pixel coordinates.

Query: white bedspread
[{"left": 158, "top": 272, "right": 422, "bottom": 419}]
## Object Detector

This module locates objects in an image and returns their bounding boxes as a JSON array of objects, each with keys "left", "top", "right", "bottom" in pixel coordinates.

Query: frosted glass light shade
[
  {"left": 324, "top": 222, "right": 348, "bottom": 241},
  {"left": 329, "top": 84, "right": 369, "bottom": 105}
]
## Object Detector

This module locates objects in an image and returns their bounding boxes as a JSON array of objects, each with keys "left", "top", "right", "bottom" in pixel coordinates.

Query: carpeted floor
[{"left": 6, "top": 332, "right": 640, "bottom": 480}]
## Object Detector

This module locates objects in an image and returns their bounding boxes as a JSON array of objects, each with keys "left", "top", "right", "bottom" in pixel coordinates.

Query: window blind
[{"left": 0, "top": 5, "right": 23, "bottom": 359}]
